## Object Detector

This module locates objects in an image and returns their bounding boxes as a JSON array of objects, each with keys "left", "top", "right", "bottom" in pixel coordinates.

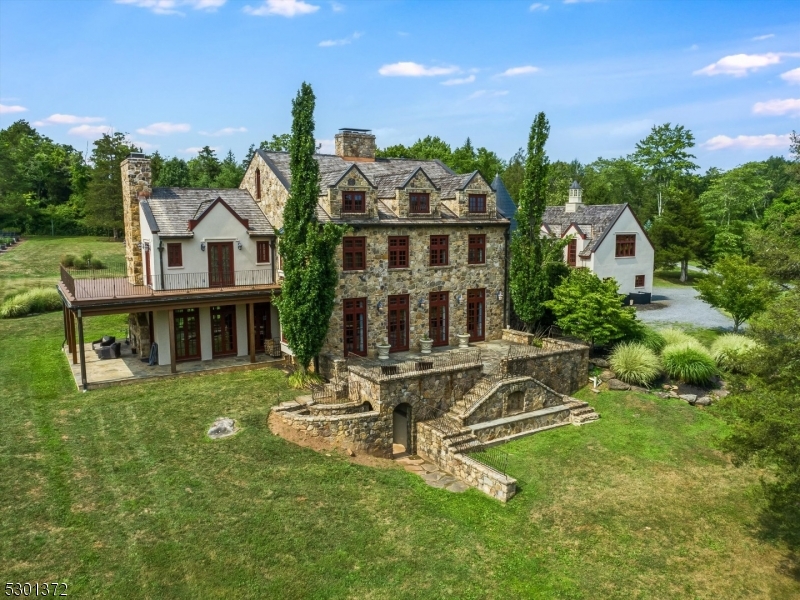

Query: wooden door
[
  {"left": 211, "top": 305, "right": 237, "bottom": 357},
  {"left": 387, "top": 294, "right": 409, "bottom": 352},
  {"left": 174, "top": 308, "right": 201, "bottom": 361},
  {"left": 567, "top": 239, "right": 577, "bottom": 267},
  {"left": 429, "top": 291, "right": 449, "bottom": 347},
  {"left": 208, "top": 242, "right": 234, "bottom": 287},
  {"left": 467, "top": 288, "right": 485, "bottom": 342},
  {"left": 343, "top": 297, "right": 367, "bottom": 356},
  {"left": 253, "top": 302, "right": 272, "bottom": 353},
  {"left": 144, "top": 249, "right": 152, "bottom": 286}
]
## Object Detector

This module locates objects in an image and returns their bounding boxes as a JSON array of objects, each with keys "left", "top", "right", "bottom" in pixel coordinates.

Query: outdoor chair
[{"left": 96, "top": 342, "right": 121, "bottom": 360}]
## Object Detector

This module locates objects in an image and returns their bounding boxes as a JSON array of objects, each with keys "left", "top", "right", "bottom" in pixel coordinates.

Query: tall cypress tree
[
  {"left": 274, "top": 83, "right": 346, "bottom": 387},
  {"left": 509, "top": 112, "right": 568, "bottom": 330}
]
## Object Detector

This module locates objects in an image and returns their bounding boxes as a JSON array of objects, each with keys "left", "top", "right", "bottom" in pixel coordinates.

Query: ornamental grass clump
[
  {"left": 637, "top": 326, "right": 667, "bottom": 354},
  {"left": 0, "top": 288, "right": 62, "bottom": 318},
  {"left": 658, "top": 327, "right": 697, "bottom": 347},
  {"left": 711, "top": 334, "right": 761, "bottom": 374},
  {"left": 609, "top": 342, "right": 661, "bottom": 387},
  {"left": 662, "top": 342, "right": 717, "bottom": 385}
]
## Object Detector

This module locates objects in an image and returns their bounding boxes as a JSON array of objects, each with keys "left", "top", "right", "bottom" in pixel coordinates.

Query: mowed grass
[
  {"left": 653, "top": 267, "right": 709, "bottom": 289},
  {"left": 0, "top": 236, "right": 126, "bottom": 301},
  {"left": 1, "top": 238, "right": 799, "bottom": 599}
]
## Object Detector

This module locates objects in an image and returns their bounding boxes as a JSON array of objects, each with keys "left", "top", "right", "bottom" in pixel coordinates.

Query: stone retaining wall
[
  {"left": 307, "top": 401, "right": 373, "bottom": 416},
  {"left": 470, "top": 406, "right": 571, "bottom": 444},
  {"left": 463, "top": 377, "right": 565, "bottom": 426},
  {"left": 501, "top": 333, "right": 589, "bottom": 395},
  {"left": 416, "top": 421, "right": 516, "bottom": 502}
]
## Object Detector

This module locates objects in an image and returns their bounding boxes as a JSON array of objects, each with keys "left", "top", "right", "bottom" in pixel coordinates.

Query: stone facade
[
  {"left": 323, "top": 165, "right": 378, "bottom": 219},
  {"left": 443, "top": 173, "right": 497, "bottom": 219},
  {"left": 334, "top": 130, "right": 377, "bottom": 161},
  {"left": 239, "top": 155, "right": 290, "bottom": 232},
  {"left": 128, "top": 312, "right": 151, "bottom": 359},
  {"left": 469, "top": 405, "right": 572, "bottom": 444},
  {"left": 500, "top": 333, "right": 589, "bottom": 395},
  {"left": 121, "top": 155, "right": 151, "bottom": 285},
  {"left": 461, "top": 377, "right": 564, "bottom": 426},
  {"left": 324, "top": 224, "right": 506, "bottom": 359}
]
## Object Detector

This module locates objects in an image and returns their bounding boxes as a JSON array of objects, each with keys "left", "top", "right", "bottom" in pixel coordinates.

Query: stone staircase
[
  {"left": 564, "top": 398, "right": 600, "bottom": 425},
  {"left": 451, "top": 373, "right": 529, "bottom": 418}
]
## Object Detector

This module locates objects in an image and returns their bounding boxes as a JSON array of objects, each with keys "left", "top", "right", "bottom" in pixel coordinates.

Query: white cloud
[
  {"left": 688, "top": 44, "right": 699, "bottom": 51},
  {"left": 330, "top": 1, "right": 344, "bottom": 11},
  {"left": 200, "top": 126, "right": 248, "bottom": 136},
  {"left": 33, "top": 113, "right": 104, "bottom": 126},
  {"left": 442, "top": 75, "right": 476, "bottom": 86},
  {"left": 752, "top": 98, "right": 800, "bottom": 116},
  {"left": 529, "top": 3, "right": 549, "bottom": 10},
  {"left": 781, "top": 67, "right": 800, "bottom": 85},
  {"left": 498, "top": 65, "right": 540, "bottom": 77},
  {"left": 693, "top": 52, "right": 798, "bottom": 77},
  {"left": 115, "top": 0, "right": 226, "bottom": 16},
  {"left": 0, "top": 104, "right": 27, "bottom": 114},
  {"left": 469, "top": 90, "right": 509, "bottom": 99},
  {"left": 316, "top": 139, "right": 335, "bottom": 154},
  {"left": 244, "top": 0, "right": 319, "bottom": 17},
  {"left": 136, "top": 122, "right": 191, "bottom": 135},
  {"left": 397, "top": 31, "right": 409, "bottom": 37},
  {"left": 564, "top": 0, "right": 595, "bottom": 3},
  {"left": 68, "top": 124, "right": 114, "bottom": 138},
  {"left": 378, "top": 62, "right": 458, "bottom": 77},
  {"left": 752, "top": 34, "right": 775, "bottom": 41},
  {"left": 702, "top": 133, "right": 791, "bottom": 151},
  {"left": 319, "top": 31, "right": 362, "bottom": 47},
  {"left": 130, "top": 139, "right": 158, "bottom": 151},
  {"left": 181, "top": 146, "right": 221, "bottom": 154}
]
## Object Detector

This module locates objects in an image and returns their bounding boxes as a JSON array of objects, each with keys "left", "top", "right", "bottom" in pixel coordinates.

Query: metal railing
[
  {"left": 467, "top": 445, "right": 510, "bottom": 476},
  {"left": 61, "top": 265, "right": 275, "bottom": 300},
  {"left": 311, "top": 381, "right": 361, "bottom": 405},
  {"left": 348, "top": 348, "right": 482, "bottom": 381},
  {"left": 453, "top": 371, "right": 520, "bottom": 414},
  {"left": 416, "top": 397, "right": 465, "bottom": 437}
]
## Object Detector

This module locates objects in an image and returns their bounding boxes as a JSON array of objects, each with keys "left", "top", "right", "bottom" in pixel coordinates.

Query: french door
[
  {"left": 173, "top": 308, "right": 201, "bottom": 361},
  {"left": 211, "top": 305, "right": 237, "bottom": 357},
  {"left": 343, "top": 297, "right": 367, "bottom": 356},
  {"left": 387, "top": 294, "right": 409, "bottom": 352},
  {"left": 467, "top": 288, "right": 485, "bottom": 342},
  {"left": 208, "top": 242, "right": 234, "bottom": 287},
  {"left": 429, "top": 291, "right": 449, "bottom": 347}
]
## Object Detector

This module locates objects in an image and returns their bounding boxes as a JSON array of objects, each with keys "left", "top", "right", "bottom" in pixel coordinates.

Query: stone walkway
[{"left": 395, "top": 455, "right": 470, "bottom": 493}]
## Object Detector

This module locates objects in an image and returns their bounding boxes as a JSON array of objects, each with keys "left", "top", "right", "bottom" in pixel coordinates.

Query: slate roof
[
  {"left": 143, "top": 188, "right": 275, "bottom": 237},
  {"left": 491, "top": 175, "right": 517, "bottom": 232},
  {"left": 542, "top": 203, "right": 627, "bottom": 257}
]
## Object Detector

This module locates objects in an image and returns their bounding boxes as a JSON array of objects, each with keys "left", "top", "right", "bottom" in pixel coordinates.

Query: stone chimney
[
  {"left": 335, "top": 128, "right": 376, "bottom": 162},
  {"left": 121, "top": 153, "right": 151, "bottom": 284},
  {"left": 565, "top": 180, "right": 583, "bottom": 213}
]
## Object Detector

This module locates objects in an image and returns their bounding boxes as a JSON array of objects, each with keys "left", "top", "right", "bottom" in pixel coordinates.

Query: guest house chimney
[{"left": 121, "top": 153, "right": 151, "bottom": 284}]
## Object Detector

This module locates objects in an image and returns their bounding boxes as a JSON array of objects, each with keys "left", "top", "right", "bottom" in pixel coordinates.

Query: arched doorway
[{"left": 393, "top": 403, "right": 412, "bottom": 455}]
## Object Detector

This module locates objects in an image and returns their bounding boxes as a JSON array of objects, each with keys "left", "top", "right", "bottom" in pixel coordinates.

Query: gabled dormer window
[
  {"left": 468, "top": 194, "right": 486, "bottom": 213},
  {"left": 342, "top": 191, "right": 365, "bottom": 213},
  {"left": 409, "top": 193, "right": 430, "bottom": 214}
]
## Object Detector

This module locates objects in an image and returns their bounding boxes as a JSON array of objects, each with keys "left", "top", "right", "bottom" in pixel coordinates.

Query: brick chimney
[
  {"left": 335, "top": 128, "right": 376, "bottom": 162},
  {"left": 121, "top": 153, "right": 151, "bottom": 284}
]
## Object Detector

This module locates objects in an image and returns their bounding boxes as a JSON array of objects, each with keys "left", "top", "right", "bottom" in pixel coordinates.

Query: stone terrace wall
[
  {"left": 470, "top": 406, "right": 571, "bottom": 444},
  {"left": 416, "top": 421, "right": 516, "bottom": 502},
  {"left": 463, "top": 377, "right": 565, "bottom": 426},
  {"left": 272, "top": 407, "right": 393, "bottom": 458},
  {"left": 500, "top": 332, "right": 589, "bottom": 395}
]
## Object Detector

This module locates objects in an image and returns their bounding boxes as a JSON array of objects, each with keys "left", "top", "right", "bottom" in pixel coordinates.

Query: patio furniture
[
  {"left": 96, "top": 342, "right": 121, "bottom": 360},
  {"left": 265, "top": 337, "right": 282, "bottom": 358}
]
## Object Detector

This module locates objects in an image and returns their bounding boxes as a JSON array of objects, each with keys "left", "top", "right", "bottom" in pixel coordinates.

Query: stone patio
[{"left": 65, "top": 341, "right": 284, "bottom": 390}]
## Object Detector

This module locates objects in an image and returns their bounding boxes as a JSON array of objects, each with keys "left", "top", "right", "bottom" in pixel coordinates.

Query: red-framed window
[
  {"left": 343, "top": 236, "right": 366, "bottom": 271},
  {"left": 388, "top": 236, "right": 409, "bottom": 269},
  {"left": 167, "top": 243, "right": 182, "bottom": 267},
  {"left": 255, "top": 168, "right": 261, "bottom": 200},
  {"left": 615, "top": 234, "right": 636, "bottom": 257},
  {"left": 257, "top": 241, "right": 270, "bottom": 264},
  {"left": 430, "top": 235, "right": 449, "bottom": 266},
  {"left": 468, "top": 234, "right": 485, "bottom": 264},
  {"left": 342, "top": 191, "right": 366, "bottom": 213},
  {"left": 567, "top": 239, "right": 577, "bottom": 267},
  {"left": 343, "top": 297, "right": 367, "bottom": 356},
  {"left": 409, "top": 193, "right": 430, "bottom": 214},
  {"left": 468, "top": 194, "right": 486, "bottom": 213},
  {"left": 635, "top": 274, "right": 645, "bottom": 288}
]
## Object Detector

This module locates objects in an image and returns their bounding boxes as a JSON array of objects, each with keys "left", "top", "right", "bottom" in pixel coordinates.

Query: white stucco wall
[
  {"left": 152, "top": 310, "right": 171, "bottom": 366},
  {"left": 590, "top": 207, "right": 654, "bottom": 296}
]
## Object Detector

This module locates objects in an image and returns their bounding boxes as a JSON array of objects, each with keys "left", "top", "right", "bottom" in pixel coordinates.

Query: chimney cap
[
  {"left": 128, "top": 152, "right": 147, "bottom": 159},
  {"left": 338, "top": 128, "right": 372, "bottom": 134}
]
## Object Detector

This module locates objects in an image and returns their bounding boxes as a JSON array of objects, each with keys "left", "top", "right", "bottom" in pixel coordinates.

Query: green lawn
[
  {"left": 653, "top": 267, "right": 708, "bottom": 289},
  {"left": 2, "top": 239, "right": 799, "bottom": 598},
  {"left": 0, "top": 236, "right": 126, "bottom": 301}
]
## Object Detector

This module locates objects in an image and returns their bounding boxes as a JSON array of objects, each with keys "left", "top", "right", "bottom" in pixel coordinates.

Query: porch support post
[
  {"left": 69, "top": 310, "right": 78, "bottom": 365},
  {"left": 248, "top": 302, "right": 256, "bottom": 363},
  {"left": 62, "top": 304, "right": 68, "bottom": 348},
  {"left": 168, "top": 309, "right": 177, "bottom": 374},
  {"left": 77, "top": 309, "right": 87, "bottom": 391}
]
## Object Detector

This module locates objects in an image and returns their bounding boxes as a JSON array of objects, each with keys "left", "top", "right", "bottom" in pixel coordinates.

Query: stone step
[{"left": 573, "top": 412, "right": 600, "bottom": 424}]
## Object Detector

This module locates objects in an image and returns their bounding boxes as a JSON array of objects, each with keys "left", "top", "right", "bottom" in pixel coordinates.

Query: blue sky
[{"left": 1, "top": 0, "right": 799, "bottom": 170}]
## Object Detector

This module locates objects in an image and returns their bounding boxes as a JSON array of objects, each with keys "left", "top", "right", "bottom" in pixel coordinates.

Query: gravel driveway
[{"left": 635, "top": 286, "right": 736, "bottom": 330}]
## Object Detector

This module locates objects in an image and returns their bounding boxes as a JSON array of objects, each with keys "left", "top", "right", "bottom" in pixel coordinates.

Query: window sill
[
  {"left": 388, "top": 267, "right": 412, "bottom": 271},
  {"left": 166, "top": 266, "right": 184, "bottom": 270},
  {"left": 467, "top": 262, "right": 487, "bottom": 267},
  {"left": 615, "top": 256, "right": 637, "bottom": 259}
]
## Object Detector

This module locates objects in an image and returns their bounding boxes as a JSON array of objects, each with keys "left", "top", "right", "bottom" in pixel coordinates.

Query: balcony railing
[{"left": 60, "top": 265, "right": 275, "bottom": 300}]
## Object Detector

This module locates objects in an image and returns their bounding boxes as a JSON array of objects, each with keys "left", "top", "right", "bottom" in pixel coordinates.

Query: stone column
[{"left": 121, "top": 154, "right": 152, "bottom": 285}]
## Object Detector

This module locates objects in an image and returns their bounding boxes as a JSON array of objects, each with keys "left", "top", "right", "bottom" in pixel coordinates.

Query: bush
[
  {"left": 658, "top": 327, "right": 698, "bottom": 347},
  {"left": 60, "top": 253, "right": 76, "bottom": 268},
  {"left": 81, "top": 250, "right": 93, "bottom": 266},
  {"left": 662, "top": 342, "right": 717, "bottom": 385},
  {"left": 711, "top": 334, "right": 760, "bottom": 373},
  {"left": 90, "top": 258, "right": 106, "bottom": 270},
  {"left": 609, "top": 342, "right": 661, "bottom": 386},
  {"left": 0, "top": 288, "right": 62, "bottom": 318},
  {"left": 634, "top": 326, "right": 667, "bottom": 354}
]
